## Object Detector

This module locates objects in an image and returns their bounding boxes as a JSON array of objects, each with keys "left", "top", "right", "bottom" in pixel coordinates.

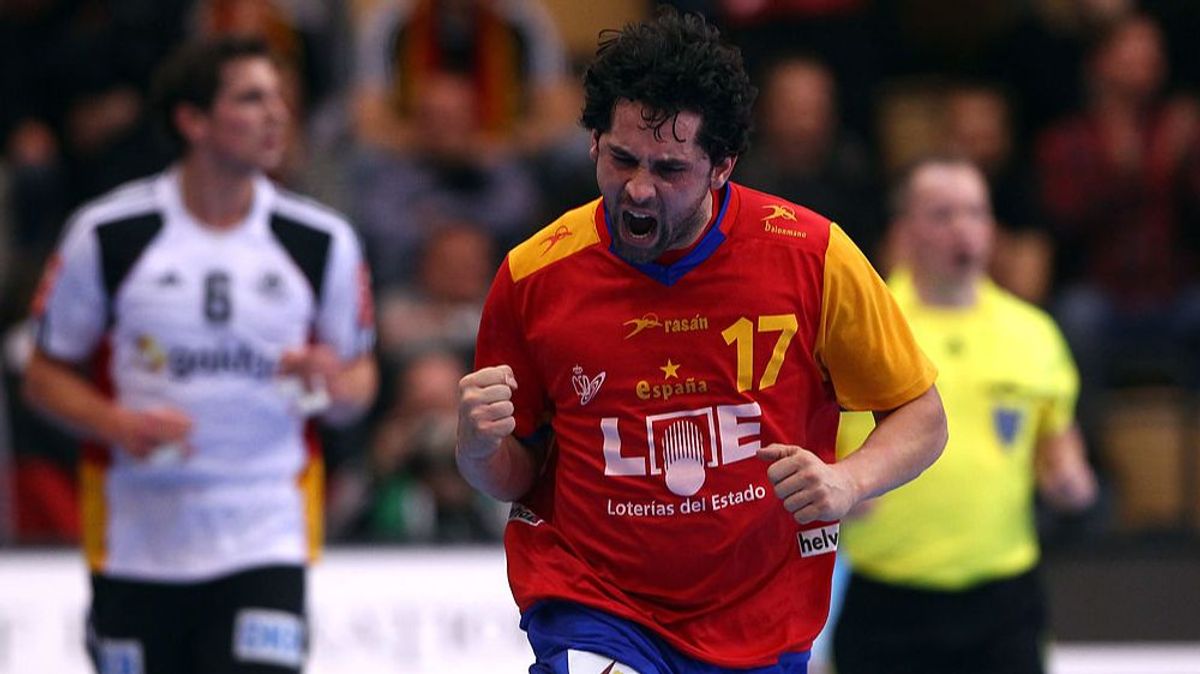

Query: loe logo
[
  {"left": 797, "top": 523, "right": 840, "bottom": 558},
  {"left": 601, "top": 402, "right": 762, "bottom": 496}
]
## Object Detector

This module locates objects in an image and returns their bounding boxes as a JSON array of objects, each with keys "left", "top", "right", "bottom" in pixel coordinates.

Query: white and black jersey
[{"left": 35, "top": 167, "right": 375, "bottom": 582}]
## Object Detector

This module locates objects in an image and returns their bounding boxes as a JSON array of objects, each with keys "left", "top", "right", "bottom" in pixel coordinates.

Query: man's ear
[
  {"left": 173, "top": 103, "right": 207, "bottom": 147},
  {"left": 589, "top": 131, "right": 601, "bottom": 162},
  {"left": 710, "top": 154, "right": 737, "bottom": 190}
]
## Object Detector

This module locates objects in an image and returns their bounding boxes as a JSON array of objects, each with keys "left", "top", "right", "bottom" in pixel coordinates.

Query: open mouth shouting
[{"left": 617, "top": 210, "right": 662, "bottom": 256}]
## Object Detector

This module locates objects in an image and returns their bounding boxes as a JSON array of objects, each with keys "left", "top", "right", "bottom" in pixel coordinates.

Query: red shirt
[{"left": 476, "top": 183, "right": 934, "bottom": 667}]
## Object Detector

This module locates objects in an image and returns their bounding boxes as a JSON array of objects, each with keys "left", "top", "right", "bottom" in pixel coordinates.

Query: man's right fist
[{"left": 457, "top": 365, "right": 518, "bottom": 459}]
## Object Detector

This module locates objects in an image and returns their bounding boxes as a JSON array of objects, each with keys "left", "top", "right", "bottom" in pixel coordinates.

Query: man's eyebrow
[
  {"left": 653, "top": 158, "right": 688, "bottom": 169},
  {"left": 606, "top": 142, "right": 689, "bottom": 168},
  {"left": 607, "top": 142, "right": 635, "bottom": 156}
]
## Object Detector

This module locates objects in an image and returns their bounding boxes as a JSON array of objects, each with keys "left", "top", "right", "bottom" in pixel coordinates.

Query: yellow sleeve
[
  {"left": 815, "top": 224, "right": 937, "bottom": 411},
  {"left": 1038, "top": 319, "right": 1080, "bottom": 438}
]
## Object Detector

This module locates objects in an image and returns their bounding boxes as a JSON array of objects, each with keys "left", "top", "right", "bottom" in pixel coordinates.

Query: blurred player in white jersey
[{"left": 23, "top": 36, "right": 378, "bottom": 674}]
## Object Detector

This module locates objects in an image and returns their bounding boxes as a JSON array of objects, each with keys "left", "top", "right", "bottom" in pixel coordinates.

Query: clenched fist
[
  {"left": 457, "top": 365, "right": 518, "bottom": 460},
  {"left": 758, "top": 443, "right": 860, "bottom": 524}
]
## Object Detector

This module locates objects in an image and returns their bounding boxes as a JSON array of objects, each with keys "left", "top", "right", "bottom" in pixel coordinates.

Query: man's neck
[
  {"left": 654, "top": 188, "right": 719, "bottom": 266},
  {"left": 178, "top": 155, "right": 258, "bottom": 230},
  {"left": 674, "top": 187, "right": 717, "bottom": 251}
]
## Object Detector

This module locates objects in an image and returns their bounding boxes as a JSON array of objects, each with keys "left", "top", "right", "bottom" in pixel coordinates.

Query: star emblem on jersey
[
  {"left": 660, "top": 359, "right": 680, "bottom": 379},
  {"left": 541, "top": 225, "right": 573, "bottom": 254},
  {"left": 571, "top": 365, "right": 606, "bottom": 406}
]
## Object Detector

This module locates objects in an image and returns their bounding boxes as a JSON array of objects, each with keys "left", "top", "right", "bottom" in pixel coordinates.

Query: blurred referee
[{"left": 832, "top": 155, "right": 1097, "bottom": 674}]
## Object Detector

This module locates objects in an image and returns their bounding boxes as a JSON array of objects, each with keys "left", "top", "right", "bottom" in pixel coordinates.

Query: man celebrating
[{"left": 457, "top": 9, "right": 947, "bottom": 674}]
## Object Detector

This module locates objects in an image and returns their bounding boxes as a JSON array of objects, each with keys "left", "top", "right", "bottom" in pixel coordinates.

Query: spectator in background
[
  {"left": 1036, "top": 12, "right": 1200, "bottom": 423},
  {"left": 833, "top": 156, "right": 1096, "bottom": 674},
  {"left": 376, "top": 221, "right": 494, "bottom": 362},
  {"left": 0, "top": 0, "right": 188, "bottom": 305},
  {"left": 737, "top": 55, "right": 884, "bottom": 261},
  {"left": 989, "top": 0, "right": 1134, "bottom": 147},
  {"left": 328, "top": 220, "right": 496, "bottom": 544},
  {"left": 21, "top": 37, "right": 377, "bottom": 673},
  {"left": 712, "top": 0, "right": 880, "bottom": 140},
  {"left": 944, "top": 82, "right": 1052, "bottom": 304},
  {"left": 0, "top": 0, "right": 187, "bottom": 273},
  {"left": 5, "top": 0, "right": 188, "bottom": 207},
  {"left": 329, "top": 350, "right": 504, "bottom": 542},
  {"left": 351, "top": 0, "right": 574, "bottom": 154},
  {"left": 352, "top": 70, "right": 539, "bottom": 288},
  {"left": 327, "top": 221, "right": 496, "bottom": 544}
]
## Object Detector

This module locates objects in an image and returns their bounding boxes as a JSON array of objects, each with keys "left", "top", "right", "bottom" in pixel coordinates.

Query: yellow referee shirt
[{"left": 837, "top": 270, "right": 1078, "bottom": 590}]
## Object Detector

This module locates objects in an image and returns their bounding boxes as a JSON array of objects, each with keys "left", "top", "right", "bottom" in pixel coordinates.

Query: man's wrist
[
  {"left": 457, "top": 435, "right": 503, "bottom": 463},
  {"left": 96, "top": 404, "right": 134, "bottom": 447}
]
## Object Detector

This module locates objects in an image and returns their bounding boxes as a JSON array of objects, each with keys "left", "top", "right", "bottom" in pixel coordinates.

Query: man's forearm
[
  {"left": 839, "top": 384, "right": 947, "bottom": 501},
  {"left": 456, "top": 435, "right": 542, "bottom": 502},
  {"left": 324, "top": 355, "right": 378, "bottom": 424},
  {"left": 1036, "top": 424, "right": 1096, "bottom": 511},
  {"left": 23, "top": 350, "right": 123, "bottom": 444}
]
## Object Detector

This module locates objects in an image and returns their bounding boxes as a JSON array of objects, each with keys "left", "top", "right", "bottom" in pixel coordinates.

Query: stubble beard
[{"left": 611, "top": 192, "right": 711, "bottom": 266}]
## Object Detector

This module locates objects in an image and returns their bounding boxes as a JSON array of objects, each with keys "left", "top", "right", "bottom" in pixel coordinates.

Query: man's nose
[{"left": 625, "top": 168, "right": 655, "bottom": 204}]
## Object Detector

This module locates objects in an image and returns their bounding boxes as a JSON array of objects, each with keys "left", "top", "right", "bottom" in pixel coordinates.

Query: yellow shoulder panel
[{"left": 508, "top": 199, "right": 602, "bottom": 282}]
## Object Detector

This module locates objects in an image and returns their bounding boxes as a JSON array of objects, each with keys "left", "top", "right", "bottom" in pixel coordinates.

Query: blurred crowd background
[{"left": 1, "top": 0, "right": 1198, "bottom": 551}]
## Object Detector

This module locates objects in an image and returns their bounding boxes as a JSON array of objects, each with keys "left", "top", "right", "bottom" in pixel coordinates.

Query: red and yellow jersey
[{"left": 475, "top": 183, "right": 935, "bottom": 667}]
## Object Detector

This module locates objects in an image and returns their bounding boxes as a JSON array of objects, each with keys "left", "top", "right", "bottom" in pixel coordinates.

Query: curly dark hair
[{"left": 581, "top": 7, "right": 757, "bottom": 163}]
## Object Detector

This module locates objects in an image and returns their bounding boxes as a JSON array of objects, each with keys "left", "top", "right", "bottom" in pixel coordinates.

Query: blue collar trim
[{"left": 604, "top": 187, "right": 731, "bottom": 286}]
